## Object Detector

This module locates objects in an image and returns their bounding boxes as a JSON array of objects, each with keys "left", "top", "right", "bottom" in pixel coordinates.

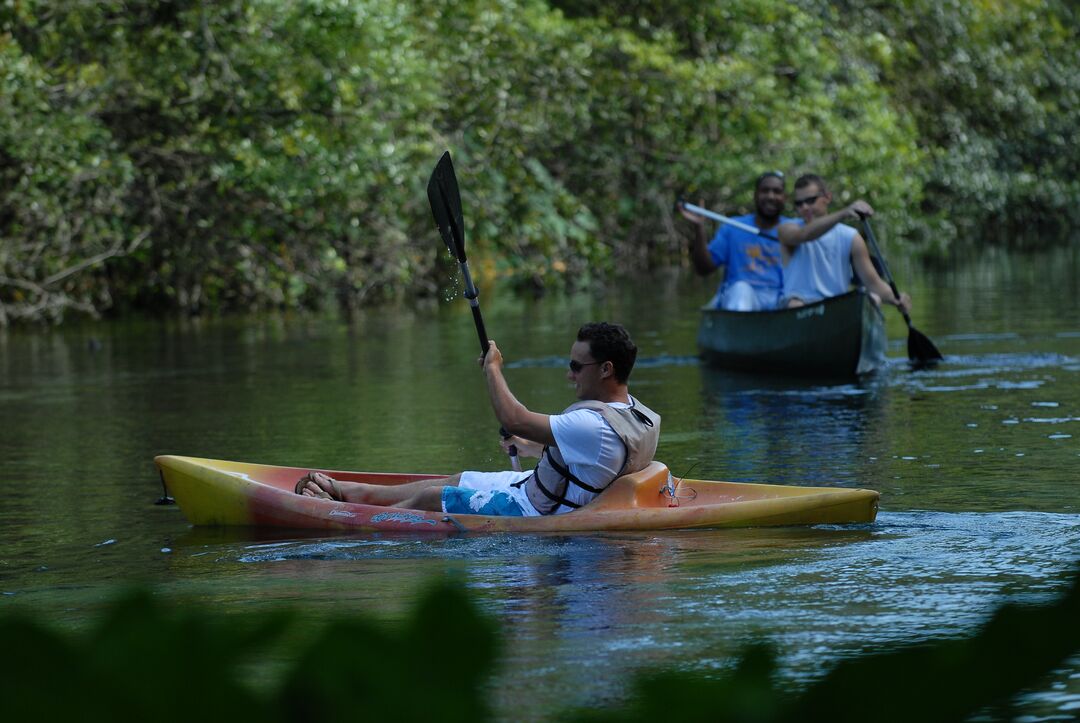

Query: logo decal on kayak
[
  {"left": 795, "top": 305, "right": 825, "bottom": 320},
  {"left": 371, "top": 512, "right": 438, "bottom": 526},
  {"left": 328, "top": 509, "right": 356, "bottom": 518}
]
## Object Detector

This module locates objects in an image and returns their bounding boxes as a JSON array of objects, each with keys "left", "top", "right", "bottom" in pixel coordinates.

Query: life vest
[{"left": 514, "top": 396, "right": 660, "bottom": 515}]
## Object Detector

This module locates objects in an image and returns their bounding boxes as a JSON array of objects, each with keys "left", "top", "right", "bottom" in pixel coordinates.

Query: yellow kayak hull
[{"left": 155, "top": 455, "right": 879, "bottom": 533}]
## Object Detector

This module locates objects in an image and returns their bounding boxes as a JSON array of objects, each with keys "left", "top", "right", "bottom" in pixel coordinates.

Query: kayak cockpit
[{"left": 585, "top": 462, "right": 675, "bottom": 510}]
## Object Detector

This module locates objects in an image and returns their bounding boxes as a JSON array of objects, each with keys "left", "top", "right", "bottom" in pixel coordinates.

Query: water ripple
[{"left": 904, "top": 352, "right": 1078, "bottom": 376}]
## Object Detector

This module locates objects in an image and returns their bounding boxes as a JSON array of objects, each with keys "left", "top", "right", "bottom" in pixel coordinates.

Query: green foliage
[
  {"left": 2, "top": 570, "right": 1078, "bottom": 721},
  {"left": 2, "top": 0, "right": 443, "bottom": 320},
  {"left": 0, "top": 0, "right": 1076, "bottom": 323},
  {"left": 0, "top": 581, "right": 498, "bottom": 723},
  {"left": 279, "top": 579, "right": 498, "bottom": 723},
  {"left": 823, "top": 0, "right": 1080, "bottom": 250},
  {"left": 0, "top": 30, "right": 137, "bottom": 324}
]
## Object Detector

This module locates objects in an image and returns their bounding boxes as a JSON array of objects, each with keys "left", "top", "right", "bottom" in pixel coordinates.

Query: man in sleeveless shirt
[
  {"left": 294, "top": 322, "right": 660, "bottom": 517},
  {"left": 677, "top": 172, "right": 794, "bottom": 311},
  {"left": 777, "top": 173, "right": 912, "bottom": 312}
]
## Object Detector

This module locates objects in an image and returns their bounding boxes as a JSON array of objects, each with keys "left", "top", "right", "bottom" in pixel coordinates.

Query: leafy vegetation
[
  {"left": 2, "top": 570, "right": 1078, "bottom": 721},
  {"left": 1, "top": 0, "right": 1076, "bottom": 324}
]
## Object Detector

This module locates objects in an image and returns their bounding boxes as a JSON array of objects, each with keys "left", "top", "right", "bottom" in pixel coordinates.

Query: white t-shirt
[
  {"left": 457, "top": 402, "right": 631, "bottom": 516},
  {"left": 548, "top": 403, "right": 629, "bottom": 509},
  {"left": 783, "top": 222, "right": 857, "bottom": 303}
]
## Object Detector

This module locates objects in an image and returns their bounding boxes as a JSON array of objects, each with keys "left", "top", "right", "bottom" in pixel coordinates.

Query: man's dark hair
[
  {"left": 577, "top": 322, "right": 637, "bottom": 384},
  {"left": 794, "top": 173, "right": 828, "bottom": 194}
]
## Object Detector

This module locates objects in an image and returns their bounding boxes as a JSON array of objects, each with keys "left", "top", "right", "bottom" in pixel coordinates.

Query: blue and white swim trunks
[{"left": 441, "top": 470, "right": 539, "bottom": 517}]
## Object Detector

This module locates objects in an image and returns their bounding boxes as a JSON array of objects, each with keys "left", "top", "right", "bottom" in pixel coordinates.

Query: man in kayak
[
  {"left": 777, "top": 173, "right": 912, "bottom": 312},
  {"left": 295, "top": 322, "right": 661, "bottom": 517},
  {"left": 677, "top": 171, "right": 794, "bottom": 311}
]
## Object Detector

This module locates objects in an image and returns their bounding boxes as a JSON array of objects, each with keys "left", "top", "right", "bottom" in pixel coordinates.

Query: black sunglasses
[
  {"left": 793, "top": 194, "right": 822, "bottom": 208},
  {"left": 568, "top": 360, "right": 601, "bottom": 373}
]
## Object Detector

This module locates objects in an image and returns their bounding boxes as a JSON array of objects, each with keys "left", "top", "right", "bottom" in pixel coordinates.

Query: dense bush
[
  {"left": 2, "top": 570, "right": 1078, "bottom": 721},
  {"left": 1, "top": 0, "right": 1076, "bottom": 324}
]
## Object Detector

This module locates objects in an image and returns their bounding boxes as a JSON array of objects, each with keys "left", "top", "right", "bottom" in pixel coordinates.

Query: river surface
[{"left": 2, "top": 246, "right": 1079, "bottom": 719}]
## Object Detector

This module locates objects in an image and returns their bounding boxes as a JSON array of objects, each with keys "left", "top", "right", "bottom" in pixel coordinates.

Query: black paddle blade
[
  {"left": 863, "top": 218, "right": 944, "bottom": 369},
  {"left": 908, "top": 325, "right": 944, "bottom": 367},
  {"left": 427, "top": 151, "right": 466, "bottom": 261}
]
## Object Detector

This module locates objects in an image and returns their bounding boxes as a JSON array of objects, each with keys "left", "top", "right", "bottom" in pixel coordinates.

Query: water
[{"left": 1, "top": 246, "right": 1079, "bottom": 719}]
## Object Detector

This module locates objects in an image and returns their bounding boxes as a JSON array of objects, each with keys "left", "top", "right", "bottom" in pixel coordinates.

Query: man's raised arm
[
  {"left": 481, "top": 340, "right": 556, "bottom": 447},
  {"left": 778, "top": 201, "right": 874, "bottom": 247}
]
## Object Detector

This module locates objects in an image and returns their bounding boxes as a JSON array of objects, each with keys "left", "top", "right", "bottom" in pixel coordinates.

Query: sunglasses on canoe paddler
[{"left": 793, "top": 194, "right": 823, "bottom": 208}]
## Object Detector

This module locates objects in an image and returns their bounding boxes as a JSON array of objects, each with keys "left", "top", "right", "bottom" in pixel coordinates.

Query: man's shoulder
[
  {"left": 555, "top": 404, "right": 608, "bottom": 423},
  {"left": 826, "top": 222, "right": 858, "bottom": 242},
  {"left": 550, "top": 405, "right": 611, "bottom": 446},
  {"left": 717, "top": 215, "right": 766, "bottom": 243},
  {"left": 558, "top": 400, "right": 636, "bottom": 429},
  {"left": 561, "top": 400, "right": 627, "bottom": 417},
  {"left": 713, "top": 214, "right": 757, "bottom": 230}
]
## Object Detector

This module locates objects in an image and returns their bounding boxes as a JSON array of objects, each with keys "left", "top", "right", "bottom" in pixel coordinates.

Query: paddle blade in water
[
  {"left": 426, "top": 151, "right": 466, "bottom": 261},
  {"left": 908, "top": 326, "right": 944, "bottom": 367},
  {"left": 862, "top": 218, "right": 944, "bottom": 369}
]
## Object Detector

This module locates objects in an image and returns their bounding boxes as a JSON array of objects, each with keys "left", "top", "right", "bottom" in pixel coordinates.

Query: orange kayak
[{"left": 155, "top": 455, "right": 879, "bottom": 533}]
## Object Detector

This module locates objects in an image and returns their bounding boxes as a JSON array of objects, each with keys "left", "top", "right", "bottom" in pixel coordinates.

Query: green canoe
[{"left": 698, "top": 290, "right": 888, "bottom": 377}]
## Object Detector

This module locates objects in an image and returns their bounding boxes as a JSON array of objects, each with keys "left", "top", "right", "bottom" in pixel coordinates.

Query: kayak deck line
[{"left": 155, "top": 455, "right": 879, "bottom": 533}]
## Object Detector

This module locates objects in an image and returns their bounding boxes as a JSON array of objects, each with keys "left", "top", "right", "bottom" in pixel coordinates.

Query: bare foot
[{"left": 294, "top": 472, "right": 342, "bottom": 501}]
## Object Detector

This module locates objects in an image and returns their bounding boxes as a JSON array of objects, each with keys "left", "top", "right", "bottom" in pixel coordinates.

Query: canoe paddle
[
  {"left": 427, "top": 151, "right": 521, "bottom": 472},
  {"left": 860, "top": 218, "right": 944, "bottom": 368},
  {"left": 678, "top": 200, "right": 780, "bottom": 241}
]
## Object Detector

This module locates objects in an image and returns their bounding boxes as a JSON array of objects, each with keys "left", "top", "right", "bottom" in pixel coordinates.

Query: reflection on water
[
  {"left": 1, "top": 246, "right": 1079, "bottom": 719},
  {"left": 160, "top": 508, "right": 1079, "bottom": 716},
  {"left": 694, "top": 367, "right": 888, "bottom": 487}
]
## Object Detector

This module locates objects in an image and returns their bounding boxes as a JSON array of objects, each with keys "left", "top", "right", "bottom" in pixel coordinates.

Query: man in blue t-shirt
[{"left": 678, "top": 171, "right": 793, "bottom": 311}]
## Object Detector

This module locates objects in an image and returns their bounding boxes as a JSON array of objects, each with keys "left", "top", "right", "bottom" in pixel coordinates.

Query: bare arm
[
  {"left": 482, "top": 341, "right": 557, "bottom": 447},
  {"left": 778, "top": 201, "right": 874, "bottom": 248},
  {"left": 501, "top": 435, "right": 543, "bottom": 458},
  {"left": 677, "top": 202, "right": 719, "bottom": 276},
  {"left": 851, "top": 234, "right": 912, "bottom": 313}
]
